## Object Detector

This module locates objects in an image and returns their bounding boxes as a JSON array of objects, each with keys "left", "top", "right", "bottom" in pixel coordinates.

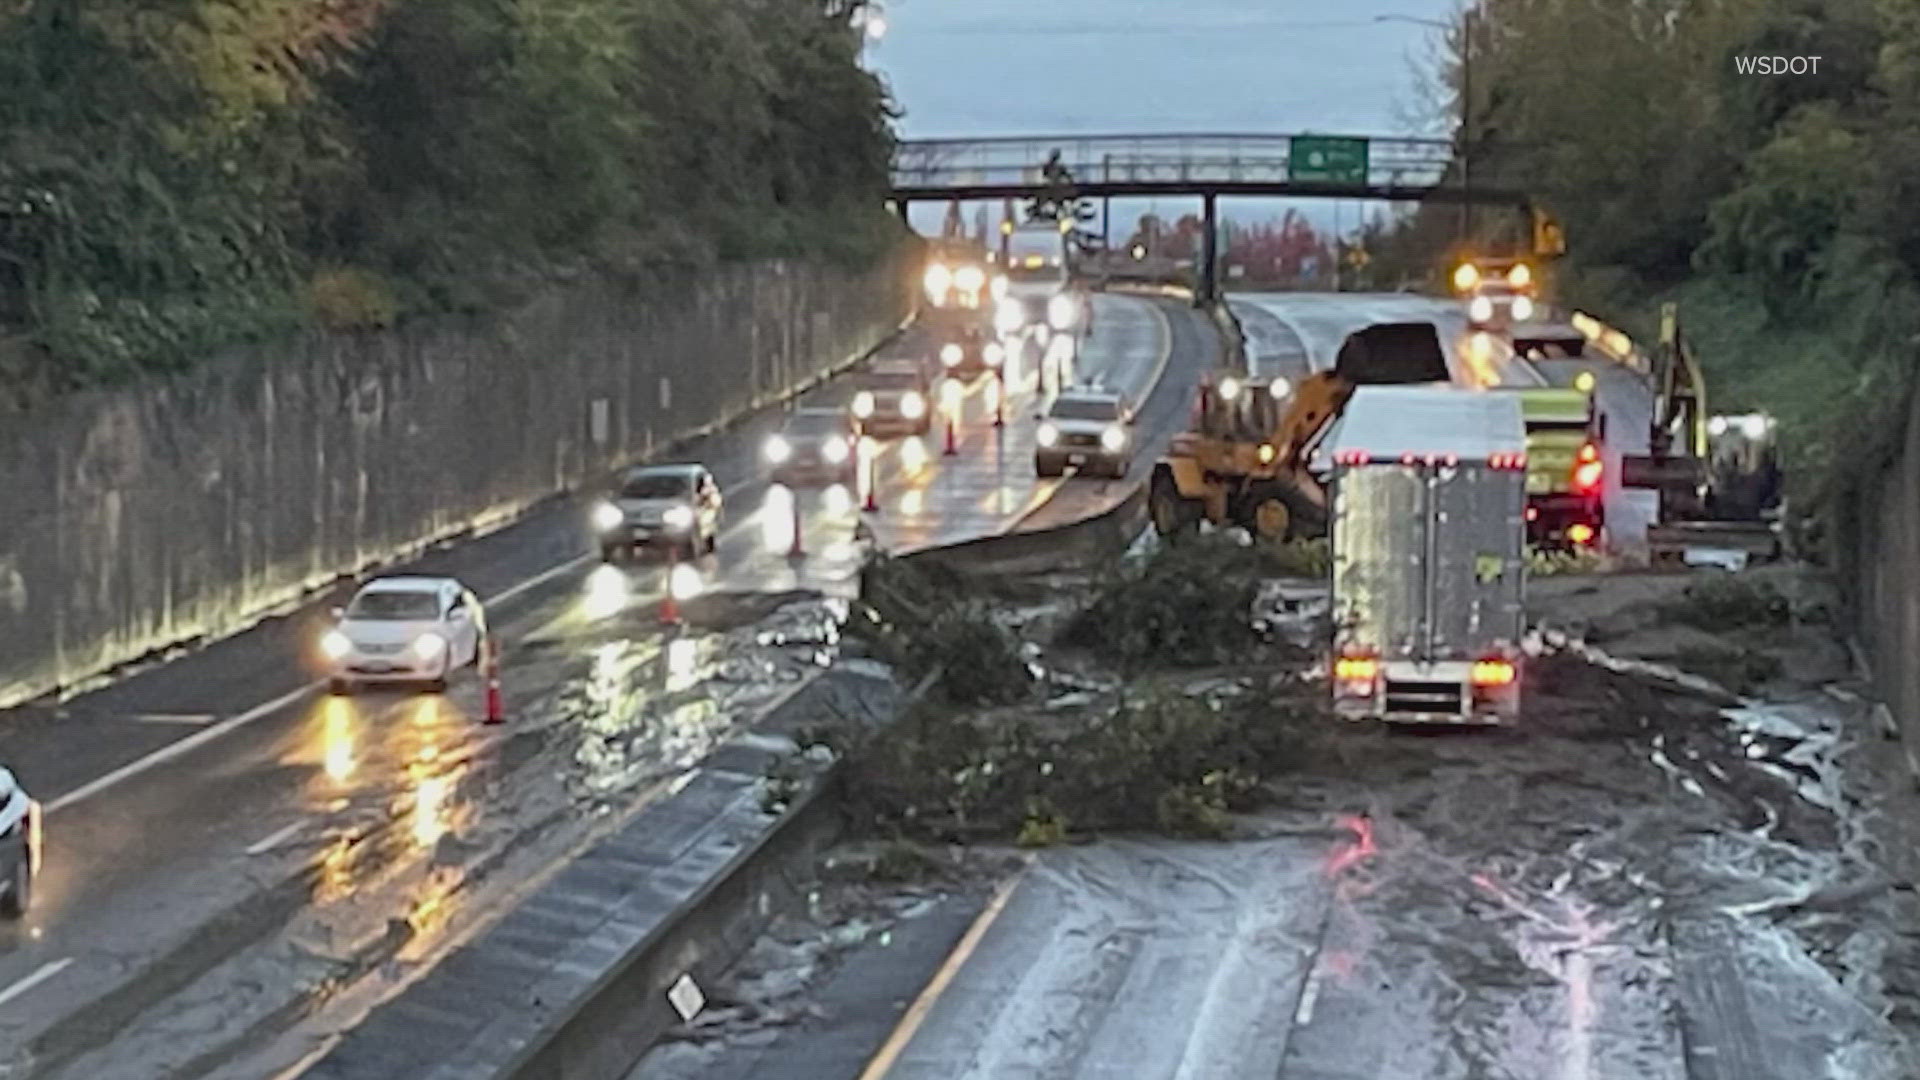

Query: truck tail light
[
  {"left": 1525, "top": 506, "right": 1539, "bottom": 522},
  {"left": 1573, "top": 445, "right": 1603, "bottom": 492},
  {"left": 1471, "top": 659, "right": 1517, "bottom": 687},
  {"left": 1334, "top": 655, "right": 1379, "bottom": 694},
  {"left": 1567, "top": 522, "right": 1596, "bottom": 546}
]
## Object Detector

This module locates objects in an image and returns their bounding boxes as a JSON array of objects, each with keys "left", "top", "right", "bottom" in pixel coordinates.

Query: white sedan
[{"left": 319, "top": 576, "right": 488, "bottom": 695}]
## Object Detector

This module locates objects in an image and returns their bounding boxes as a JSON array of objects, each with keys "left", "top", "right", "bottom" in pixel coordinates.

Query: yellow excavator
[{"left": 1149, "top": 323, "right": 1454, "bottom": 540}]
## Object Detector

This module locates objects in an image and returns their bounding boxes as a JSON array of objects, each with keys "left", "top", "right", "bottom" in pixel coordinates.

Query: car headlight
[
  {"left": 1037, "top": 423, "right": 1060, "bottom": 448},
  {"left": 995, "top": 299, "right": 1024, "bottom": 334},
  {"left": 955, "top": 265, "right": 984, "bottom": 293},
  {"left": 1708, "top": 416, "right": 1729, "bottom": 437},
  {"left": 321, "top": 629, "right": 352, "bottom": 660},
  {"left": 592, "top": 501, "right": 624, "bottom": 532},
  {"left": 412, "top": 632, "right": 447, "bottom": 660},
  {"left": 663, "top": 504, "right": 695, "bottom": 529},
  {"left": 823, "top": 438, "right": 850, "bottom": 464},
  {"left": 852, "top": 391, "right": 875, "bottom": 418},
  {"left": 1048, "top": 294, "right": 1077, "bottom": 330},
  {"left": 900, "top": 392, "right": 926, "bottom": 419},
  {"left": 1270, "top": 377, "right": 1292, "bottom": 399},
  {"left": 1512, "top": 295, "right": 1536, "bottom": 321},
  {"left": 1218, "top": 376, "right": 1241, "bottom": 401},
  {"left": 1741, "top": 414, "right": 1770, "bottom": 439},
  {"left": 923, "top": 263, "right": 952, "bottom": 300},
  {"left": 1100, "top": 425, "right": 1127, "bottom": 452},
  {"left": 1469, "top": 296, "right": 1495, "bottom": 323},
  {"left": 764, "top": 435, "right": 791, "bottom": 464},
  {"left": 940, "top": 343, "right": 963, "bottom": 367},
  {"left": 984, "top": 342, "right": 1004, "bottom": 368}
]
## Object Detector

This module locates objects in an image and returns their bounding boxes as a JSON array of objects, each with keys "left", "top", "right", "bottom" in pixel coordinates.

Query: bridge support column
[{"left": 1196, "top": 193, "right": 1218, "bottom": 307}]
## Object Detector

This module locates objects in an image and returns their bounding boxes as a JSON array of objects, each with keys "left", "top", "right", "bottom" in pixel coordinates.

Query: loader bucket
[{"left": 1334, "top": 322, "right": 1452, "bottom": 385}]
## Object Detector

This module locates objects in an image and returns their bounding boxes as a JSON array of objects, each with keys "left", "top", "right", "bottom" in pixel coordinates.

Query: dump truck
[
  {"left": 1620, "top": 304, "right": 1783, "bottom": 566},
  {"left": 1506, "top": 386, "right": 1606, "bottom": 550},
  {"left": 1148, "top": 322, "right": 1453, "bottom": 542},
  {"left": 1315, "top": 386, "right": 1530, "bottom": 725}
]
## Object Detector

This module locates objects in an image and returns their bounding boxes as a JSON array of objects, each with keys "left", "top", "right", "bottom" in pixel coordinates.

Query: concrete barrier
[
  {"left": 0, "top": 253, "right": 916, "bottom": 710},
  {"left": 903, "top": 479, "right": 1149, "bottom": 579}
]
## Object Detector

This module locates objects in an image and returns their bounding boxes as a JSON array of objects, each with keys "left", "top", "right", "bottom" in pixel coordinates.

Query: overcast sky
[{"left": 871, "top": 0, "right": 1463, "bottom": 236}]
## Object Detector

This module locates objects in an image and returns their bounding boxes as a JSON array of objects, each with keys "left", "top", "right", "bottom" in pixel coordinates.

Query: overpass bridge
[{"left": 890, "top": 133, "right": 1532, "bottom": 302}]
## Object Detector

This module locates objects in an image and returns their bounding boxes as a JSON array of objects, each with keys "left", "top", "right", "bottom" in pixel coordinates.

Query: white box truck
[{"left": 1312, "top": 386, "right": 1530, "bottom": 724}]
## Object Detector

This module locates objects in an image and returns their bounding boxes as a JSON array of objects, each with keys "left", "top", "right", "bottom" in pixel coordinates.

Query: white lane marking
[
  {"left": 128, "top": 713, "right": 218, "bottom": 726},
  {"left": 0, "top": 958, "right": 74, "bottom": 1009},
  {"left": 48, "top": 682, "right": 316, "bottom": 814},
  {"left": 482, "top": 553, "right": 591, "bottom": 607},
  {"left": 244, "top": 821, "right": 306, "bottom": 856},
  {"left": 1293, "top": 961, "right": 1326, "bottom": 1026}
]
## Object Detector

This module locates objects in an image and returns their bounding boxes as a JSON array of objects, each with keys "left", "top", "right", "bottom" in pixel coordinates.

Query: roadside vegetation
[
  {"left": 0, "top": 0, "right": 896, "bottom": 398},
  {"left": 1366, "top": 0, "right": 1918, "bottom": 529}
]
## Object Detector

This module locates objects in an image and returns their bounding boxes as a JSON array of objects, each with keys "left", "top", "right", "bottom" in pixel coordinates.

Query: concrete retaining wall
[
  {"left": 1839, "top": 378, "right": 1920, "bottom": 739},
  {"left": 0, "top": 254, "right": 914, "bottom": 707}
]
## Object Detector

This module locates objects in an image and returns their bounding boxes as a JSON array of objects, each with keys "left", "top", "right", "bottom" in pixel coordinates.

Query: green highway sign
[{"left": 1289, "top": 136, "right": 1369, "bottom": 185}]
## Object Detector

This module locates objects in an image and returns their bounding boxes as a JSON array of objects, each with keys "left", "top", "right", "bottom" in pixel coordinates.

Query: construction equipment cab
[
  {"left": 1149, "top": 322, "right": 1453, "bottom": 542},
  {"left": 1506, "top": 387, "right": 1606, "bottom": 550}
]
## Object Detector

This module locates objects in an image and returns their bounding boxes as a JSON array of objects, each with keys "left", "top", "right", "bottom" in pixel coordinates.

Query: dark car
[
  {"left": 935, "top": 324, "right": 1004, "bottom": 381},
  {"left": 591, "top": 463, "right": 723, "bottom": 560},
  {"left": 766, "top": 408, "right": 859, "bottom": 488},
  {"left": 851, "top": 361, "right": 934, "bottom": 438}
]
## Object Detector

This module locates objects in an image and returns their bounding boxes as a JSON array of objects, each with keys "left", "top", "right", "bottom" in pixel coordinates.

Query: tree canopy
[{"left": 0, "top": 0, "right": 897, "bottom": 394}]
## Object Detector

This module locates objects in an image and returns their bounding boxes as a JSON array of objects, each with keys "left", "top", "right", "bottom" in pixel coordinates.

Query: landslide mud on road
[{"left": 636, "top": 543, "right": 1920, "bottom": 1080}]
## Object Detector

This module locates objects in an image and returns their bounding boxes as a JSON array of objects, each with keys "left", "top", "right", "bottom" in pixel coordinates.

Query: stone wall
[{"left": 0, "top": 254, "right": 913, "bottom": 706}]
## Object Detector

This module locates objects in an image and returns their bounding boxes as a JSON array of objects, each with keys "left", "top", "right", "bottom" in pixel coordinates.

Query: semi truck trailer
[{"left": 1315, "top": 386, "right": 1530, "bottom": 725}]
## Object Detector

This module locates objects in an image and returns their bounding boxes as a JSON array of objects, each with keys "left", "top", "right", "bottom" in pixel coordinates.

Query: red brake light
[
  {"left": 1573, "top": 459, "right": 1603, "bottom": 492},
  {"left": 1525, "top": 506, "right": 1539, "bottom": 522},
  {"left": 1471, "top": 659, "right": 1516, "bottom": 687},
  {"left": 1577, "top": 442, "right": 1599, "bottom": 463}
]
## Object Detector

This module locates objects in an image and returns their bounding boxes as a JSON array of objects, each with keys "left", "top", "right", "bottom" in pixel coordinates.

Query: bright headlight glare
[
  {"left": 1036, "top": 423, "right": 1060, "bottom": 448},
  {"left": 593, "top": 501, "right": 624, "bottom": 531},
  {"left": 852, "top": 391, "right": 875, "bottom": 418},
  {"left": 764, "top": 435, "right": 791, "bottom": 464},
  {"left": 823, "top": 438, "right": 850, "bottom": 464},
  {"left": 1048, "top": 294, "right": 1077, "bottom": 330},
  {"left": 940, "top": 343, "right": 963, "bottom": 366},
  {"left": 1741, "top": 414, "right": 1769, "bottom": 439},
  {"left": 412, "top": 632, "right": 447, "bottom": 660},
  {"left": 1708, "top": 417, "right": 1729, "bottom": 437},
  {"left": 1218, "top": 377, "right": 1241, "bottom": 401},
  {"left": 663, "top": 504, "right": 694, "bottom": 528},
  {"left": 1469, "top": 296, "right": 1494, "bottom": 322},
  {"left": 995, "top": 299, "right": 1024, "bottom": 333},
  {"left": 1270, "top": 377, "right": 1292, "bottom": 399},
  {"left": 1512, "top": 296, "right": 1536, "bottom": 321},
  {"left": 1101, "top": 425, "right": 1126, "bottom": 452},
  {"left": 923, "top": 264, "right": 952, "bottom": 298},
  {"left": 990, "top": 275, "right": 1009, "bottom": 299},
  {"left": 321, "top": 629, "right": 351, "bottom": 660},
  {"left": 955, "top": 265, "right": 984, "bottom": 292},
  {"left": 985, "top": 342, "right": 1004, "bottom": 367},
  {"left": 900, "top": 392, "right": 926, "bottom": 419}
]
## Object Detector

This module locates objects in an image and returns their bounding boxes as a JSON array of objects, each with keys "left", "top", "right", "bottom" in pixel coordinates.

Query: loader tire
[
  {"left": 1241, "top": 482, "right": 1325, "bottom": 542},
  {"left": 1149, "top": 465, "right": 1202, "bottom": 539}
]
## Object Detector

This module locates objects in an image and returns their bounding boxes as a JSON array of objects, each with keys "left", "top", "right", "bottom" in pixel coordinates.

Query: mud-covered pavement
[{"left": 631, "top": 561, "right": 1920, "bottom": 1080}]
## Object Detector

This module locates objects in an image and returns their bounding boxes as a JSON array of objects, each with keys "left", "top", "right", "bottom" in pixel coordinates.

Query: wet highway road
[
  {"left": 0, "top": 291, "right": 1219, "bottom": 1079},
  {"left": 1231, "top": 291, "right": 1658, "bottom": 552}
]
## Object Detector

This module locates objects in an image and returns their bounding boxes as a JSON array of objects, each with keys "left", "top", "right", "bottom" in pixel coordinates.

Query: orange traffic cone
[
  {"left": 943, "top": 413, "right": 958, "bottom": 456},
  {"left": 660, "top": 553, "right": 682, "bottom": 625},
  {"left": 483, "top": 640, "right": 505, "bottom": 725},
  {"left": 863, "top": 449, "right": 880, "bottom": 513}
]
